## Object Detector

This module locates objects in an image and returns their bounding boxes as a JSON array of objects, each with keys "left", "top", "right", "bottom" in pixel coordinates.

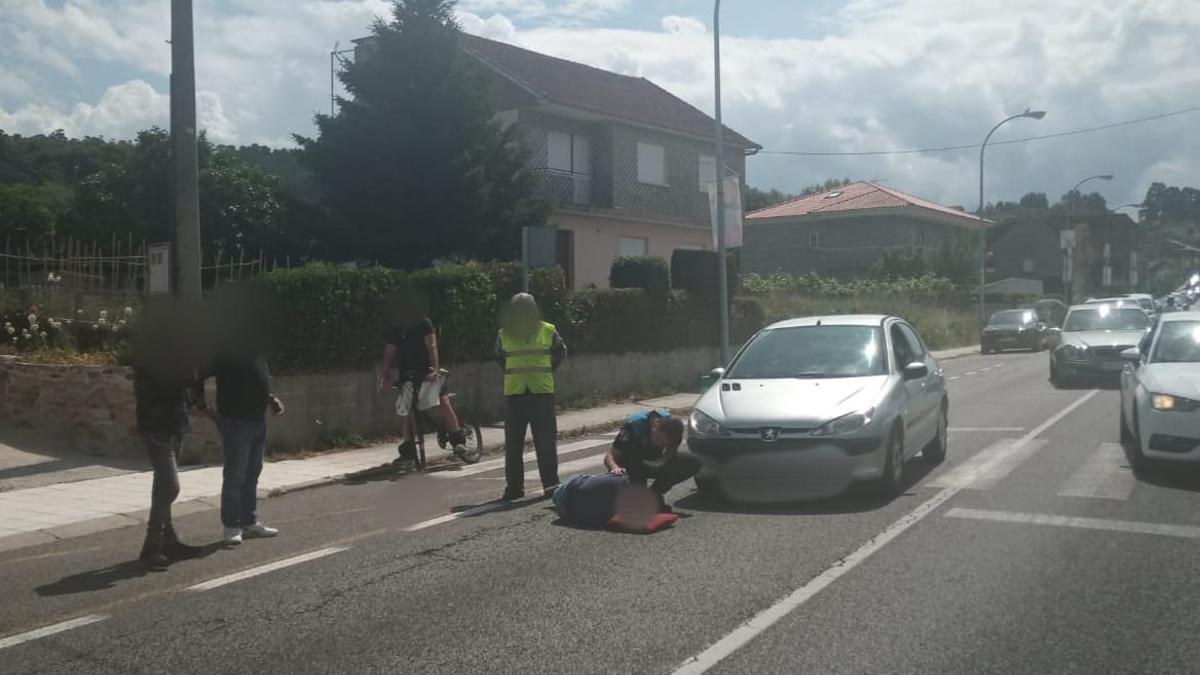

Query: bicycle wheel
[
  {"left": 412, "top": 413, "right": 428, "bottom": 471},
  {"left": 457, "top": 421, "right": 484, "bottom": 464}
]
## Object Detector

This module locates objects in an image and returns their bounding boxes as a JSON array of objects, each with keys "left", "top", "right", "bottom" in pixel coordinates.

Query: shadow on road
[
  {"left": 1131, "top": 463, "right": 1200, "bottom": 493},
  {"left": 674, "top": 456, "right": 941, "bottom": 516},
  {"left": 34, "top": 543, "right": 223, "bottom": 597}
]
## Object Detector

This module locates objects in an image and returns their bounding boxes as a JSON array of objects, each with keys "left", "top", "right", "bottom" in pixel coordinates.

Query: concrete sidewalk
[{"left": 0, "top": 392, "right": 699, "bottom": 553}]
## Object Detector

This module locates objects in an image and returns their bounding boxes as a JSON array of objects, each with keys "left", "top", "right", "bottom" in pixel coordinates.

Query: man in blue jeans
[{"left": 198, "top": 352, "right": 285, "bottom": 545}]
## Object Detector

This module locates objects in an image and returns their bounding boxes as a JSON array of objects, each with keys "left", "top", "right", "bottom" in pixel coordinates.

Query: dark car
[{"left": 981, "top": 309, "right": 1047, "bottom": 354}]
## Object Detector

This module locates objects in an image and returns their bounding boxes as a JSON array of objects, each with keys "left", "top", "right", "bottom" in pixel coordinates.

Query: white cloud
[
  {"left": 0, "top": 79, "right": 166, "bottom": 137},
  {"left": 458, "top": 0, "right": 627, "bottom": 23},
  {"left": 458, "top": 11, "right": 518, "bottom": 41}
]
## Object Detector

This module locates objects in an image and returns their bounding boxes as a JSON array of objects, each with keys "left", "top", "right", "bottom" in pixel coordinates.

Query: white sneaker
[
  {"left": 223, "top": 527, "right": 244, "bottom": 545},
  {"left": 242, "top": 522, "right": 279, "bottom": 539}
]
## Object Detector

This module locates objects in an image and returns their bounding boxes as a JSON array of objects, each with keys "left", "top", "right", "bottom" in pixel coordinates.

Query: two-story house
[{"left": 741, "top": 181, "right": 986, "bottom": 279}]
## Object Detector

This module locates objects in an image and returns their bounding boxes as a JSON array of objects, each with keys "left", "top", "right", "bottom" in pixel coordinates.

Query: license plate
[{"left": 1101, "top": 361, "right": 1124, "bottom": 372}]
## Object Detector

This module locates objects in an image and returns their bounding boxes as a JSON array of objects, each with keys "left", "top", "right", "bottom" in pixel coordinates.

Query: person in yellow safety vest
[{"left": 496, "top": 293, "right": 567, "bottom": 501}]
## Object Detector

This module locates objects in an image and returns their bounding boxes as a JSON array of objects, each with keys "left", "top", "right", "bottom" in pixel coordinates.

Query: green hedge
[
  {"left": 610, "top": 256, "right": 670, "bottom": 296},
  {"left": 256, "top": 263, "right": 759, "bottom": 373}
]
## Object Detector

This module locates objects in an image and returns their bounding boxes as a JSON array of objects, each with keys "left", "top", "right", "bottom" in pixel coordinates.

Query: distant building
[
  {"left": 741, "top": 181, "right": 985, "bottom": 279},
  {"left": 357, "top": 34, "right": 761, "bottom": 289}
]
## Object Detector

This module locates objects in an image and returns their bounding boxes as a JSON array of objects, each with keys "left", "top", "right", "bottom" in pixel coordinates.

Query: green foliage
[
  {"left": 866, "top": 237, "right": 977, "bottom": 287},
  {"left": 296, "top": 0, "right": 546, "bottom": 268},
  {"left": 741, "top": 272, "right": 959, "bottom": 300},
  {"left": 0, "top": 183, "right": 67, "bottom": 239},
  {"left": 610, "top": 256, "right": 670, "bottom": 296},
  {"left": 745, "top": 186, "right": 798, "bottom": 212},
  {"left": 670, "top": 249, "right": 739, "bottom": 298}
]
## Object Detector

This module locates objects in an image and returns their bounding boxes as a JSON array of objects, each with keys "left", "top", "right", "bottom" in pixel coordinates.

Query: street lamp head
[
  {"left": 1098, "top": 174, "right": 1114, "bottom": 181},
  {"left": 1024, "top": 109, "right": 1047, "bottom": 120}
]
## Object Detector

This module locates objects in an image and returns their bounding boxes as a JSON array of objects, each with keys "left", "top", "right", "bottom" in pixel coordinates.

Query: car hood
[
  {"left": 697, "top": 375, "right": 889, "bottom": 428},
  {"left": 1061, "top": 330, "right": 1146, "bottom": 348},
  {"left": 1141, "top": 363, "right": 1200, "bottom": 399}
]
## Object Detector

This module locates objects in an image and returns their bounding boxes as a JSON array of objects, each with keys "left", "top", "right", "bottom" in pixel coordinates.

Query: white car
[
  {"left": 688, "top": 315, "right": 948, "bottom": 502},
  {"left": 1087, "top": 294, "right": 1155, "bottom": 316},
  {"left": 1119, "top": 311, "right": 1200, "bottom": 467}
]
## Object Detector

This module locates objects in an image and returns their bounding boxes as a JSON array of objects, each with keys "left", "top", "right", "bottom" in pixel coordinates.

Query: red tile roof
[
  {"left": 746, "top": 181, "right": 987, "bottom": 225},
  {"left": 461, "top": 35, "right": 759, "bottom": 150}
]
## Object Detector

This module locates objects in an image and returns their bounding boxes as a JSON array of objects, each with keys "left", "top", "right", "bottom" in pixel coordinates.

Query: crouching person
[{"left": 604, "top": 411, "right": 699, "bottom": 513}]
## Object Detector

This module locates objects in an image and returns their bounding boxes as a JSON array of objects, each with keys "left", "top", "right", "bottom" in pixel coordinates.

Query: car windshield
[
  {"left": 726, "top": 325, "right": 886, "bottom": 379},
  {"left": 989, "top": 310, "right": 1032, "bottom": 326},
  {"left": 1151, "top": 321, "right": 1200, "bottom": 363},
  {"left": 1063, "top": 307, "right": 1150, "bottom": 332}
]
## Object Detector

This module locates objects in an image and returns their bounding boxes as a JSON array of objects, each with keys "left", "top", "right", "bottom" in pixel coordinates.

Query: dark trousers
[
  {"left": 144, "top": 432, "right": 182, "bottom": 547},
  {"left": 504, "top": 394, "right": 558, "bottom": 493},
  {"left": 625, "top": 452, "right": 702, "bottom": 497},
  {"left": 219, "top": 415, "right": 268, "bottom": 529}
]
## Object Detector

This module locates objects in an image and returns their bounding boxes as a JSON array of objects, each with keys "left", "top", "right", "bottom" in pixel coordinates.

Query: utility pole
[
  {"left": 170, "top": 0, "right": 202, "bottom": 300},
  {"left": 712, "top": 0, "right": 731, "bottom": 363}
]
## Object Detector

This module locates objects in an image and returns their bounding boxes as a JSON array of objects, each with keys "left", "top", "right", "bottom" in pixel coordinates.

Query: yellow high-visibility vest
[{"left": 499, "top": 322, "right": 556, "bottom": 395}]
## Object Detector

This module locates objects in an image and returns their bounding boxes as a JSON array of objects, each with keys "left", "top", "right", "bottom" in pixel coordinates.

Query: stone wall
[
  {"left": 0, "top": 347, "right": 718, "bottom": 462},
  {"left": 0, "top": 359, "right": 221, "bottom": 464}
]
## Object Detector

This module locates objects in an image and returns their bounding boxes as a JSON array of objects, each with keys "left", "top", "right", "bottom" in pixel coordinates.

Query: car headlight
[
  {"left": 811, "top": 408, "right": 875, "bottom": 437},
  {"left": 1060, "top": 344, "right": 1088, "bottom": 361},
  {"left": 689, "top": 409, "right": 729, "bottom": 437},
  {"left": 1151, "top": 393, "right": 1200, "bottom": 412}
]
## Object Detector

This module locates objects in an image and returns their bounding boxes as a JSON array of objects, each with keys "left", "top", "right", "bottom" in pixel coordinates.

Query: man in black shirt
[
  {"left": 603, "top": 410, "right": 699, "bottom": 513},
  {"left": 131, "top": 298, "right": 205, "bottom": 570},
  {"left": 380, "top": 300, "right": 465, "bottom": 470},
  {"left": 198, "top": 284, "right": 286, "bottom": 545}
]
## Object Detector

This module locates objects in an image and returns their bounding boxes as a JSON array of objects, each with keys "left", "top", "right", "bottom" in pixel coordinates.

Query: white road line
[
  {"left": 948, "top": 376, "right": 961, "bottom": 381},
  {"left": 1058, "top": 443, "right": 1136, "bottom": 501},
  {"left": 945, "top": 508, "right": 1200, "bottom": 540},
  {"left": 948, "top": 427, "right": 1025, "bottom": 433},
  {"left": 992, "top": 363, "right": 1005, "bottom": 368},
  {"left": 432, "top": 438, "right": 612, "bottom": 479},
  {"left": 927, "top": 439, "right": 1017, "bottom": 488},
  {"left": 965, "top": 371, "right": 977, "bottom": 376},
  {"left": 968, "top": 439, "right": 1049, "bottom": 490},
  {"left": 0, "top": 615, "right": 108, "bottom": 651},
  {"left": 979, "top": 367, "right": 992, "bottom": 372},
  {"left": 404, "top": 495, "right": 541, "bottom": 532},
  {"left": 669, "top": 390, "right": 1099, "bottom": 675},
  {"left": 187, "top": 547, "right": 349, "bottom": 592}
]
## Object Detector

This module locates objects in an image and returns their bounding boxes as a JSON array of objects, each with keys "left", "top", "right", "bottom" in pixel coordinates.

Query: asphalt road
[{"left": 4, "top": 348, "right": 1200, "bottom": 674}]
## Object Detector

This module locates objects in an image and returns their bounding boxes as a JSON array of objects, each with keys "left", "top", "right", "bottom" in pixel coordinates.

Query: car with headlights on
[
  {"left": 1120, "top": 311, "right": 1200, "bottom": 468},
  {"left": 687, "top": 315, "right": 947, "bottom": 502},
  {"left": 1050, "top": 303, "right": 1151, "bottom": 387},
  {"left": 981, "top": 309, "right": 1048, "bottom": 354}
]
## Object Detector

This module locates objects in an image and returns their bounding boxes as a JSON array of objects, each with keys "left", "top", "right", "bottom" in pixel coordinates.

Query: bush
[
  {"left": 671, "top": 249, "right": 739, "bottom": 298},
  {"left": 610, "top": 256, "right": 670, "bottom": 296}
]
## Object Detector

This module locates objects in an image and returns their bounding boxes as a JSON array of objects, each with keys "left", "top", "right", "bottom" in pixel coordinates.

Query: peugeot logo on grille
[{"left": 760, "top": 427, "right": 781, "bottom": 442}]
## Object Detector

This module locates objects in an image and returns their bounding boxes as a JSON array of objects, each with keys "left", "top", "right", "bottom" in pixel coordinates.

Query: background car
[
  {"left": 1050, "top": 303, "right": 1151, "bottom": 387},
  {"left": 1120, "top": 311, "right": 1200, "bottom": 468},
  {"left": 688, "top": 314, "right": 948, "bottom": 503},
  {"left": 981, "top": 309, "right": 1048, "bottom": 354},
  {"left": 1087, "top": 294, "right": 1156, "bottom": 317}
]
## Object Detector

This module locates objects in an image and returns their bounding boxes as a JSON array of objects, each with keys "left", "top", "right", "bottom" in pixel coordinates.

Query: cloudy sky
[{"left": 1, "top": 0, "right": 1198, "bottom": 209}]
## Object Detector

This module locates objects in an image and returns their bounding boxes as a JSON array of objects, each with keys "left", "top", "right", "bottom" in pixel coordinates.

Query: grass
[
  {"left": 0, "top": 346, "right": 119, "bottom": 366},
  {"left": 757, "top": 293, "right": 978, "bottom": 351}
]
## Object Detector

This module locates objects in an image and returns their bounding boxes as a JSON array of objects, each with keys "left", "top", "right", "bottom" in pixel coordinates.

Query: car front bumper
[
  {"left": 689, "top": 435, "right": 885, "bottom": 502},
  {"left": 1056, "top": 357, "right": 1126, "bottom": 378},
  {"left": 1140, "top": 405, "right": 1200, "bottom": 461}
]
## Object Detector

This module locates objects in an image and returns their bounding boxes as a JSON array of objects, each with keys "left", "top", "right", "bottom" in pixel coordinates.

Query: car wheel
[
  {"left": 876, "top": 426, "right": 905, "bottom": 498},
  {"left": 1124, "top": 408, "right": 1150, "bottom": 472},
  {"left": 924, "top": 403, "right": 948, "bottom": 465},
  {"left": 694, "top": 475, "right": 726, "bottom": 503},
  {"left": 1119, "top": 407, "right": 1133, "bottom": 444},
  {"left": 1050, "top": 360, "right": 1065, "bottom": 388}
]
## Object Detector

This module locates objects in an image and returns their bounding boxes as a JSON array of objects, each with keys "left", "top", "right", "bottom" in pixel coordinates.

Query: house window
[
  {"left": 618, "top": 236, "right": 648, "bottom": 257},
  {"left": 547, "top": 131, "right": 590, "bottom": 174},
  {"left": 809, "top": 231, "right": 825, "bottom": 249},
  {"left": 1022, "top": 258, "right": 1035, "bottom": 274},
  {"left": 637, "top": 142, "right": 666, "bottom": 185},
  {"left": 698, "top": 154, "right": 717, "bottom": 193}
]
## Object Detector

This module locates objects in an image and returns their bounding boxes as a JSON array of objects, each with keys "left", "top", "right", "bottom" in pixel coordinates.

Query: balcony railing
[{"left": 530, "top": 168, "right": 592, "bottom": 207}]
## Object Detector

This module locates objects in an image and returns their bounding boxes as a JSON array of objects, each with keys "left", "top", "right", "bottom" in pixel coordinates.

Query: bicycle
[{"left": 397, "top": 369, "right": 484, "bottom": 470}]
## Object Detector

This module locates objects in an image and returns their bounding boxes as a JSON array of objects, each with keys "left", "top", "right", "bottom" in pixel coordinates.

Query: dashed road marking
[
  {"left": 187, "top": 547, "right": 350, "bottom": 592},
  {"left": 0, "top": 615, "right": 107, "bottom": 651},
  {"left": 946, "top": 508, "right": 1200, "bottom": 540},
  {"left": 1058, "top": 443, "right": 1136, "bottom": 501}
]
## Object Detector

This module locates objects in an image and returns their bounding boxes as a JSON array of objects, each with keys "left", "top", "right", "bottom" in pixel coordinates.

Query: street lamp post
[
  {"left": 713, "top": 0, "right": 731, "bottom": 363},
  {"left": 170, "top": 0, "right": 202, "bottom": 300},
  {"left": 1063, "top": 174, "right": 1114, "bottom": 301},
  {"left": 978, "top": 109, "right": 1045, "bottom": 325}
]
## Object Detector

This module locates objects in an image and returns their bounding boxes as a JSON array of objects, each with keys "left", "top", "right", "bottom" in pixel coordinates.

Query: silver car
[
  {"left": 1050, "top": 303, "right": 1151, "bottom": 386},
  {"left": 688, "top": 315, "right": 948, "bottom": 503}
]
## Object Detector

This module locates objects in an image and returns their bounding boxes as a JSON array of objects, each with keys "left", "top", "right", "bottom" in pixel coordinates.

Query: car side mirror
[
  {"left": 709, "top": 367, "right": 726, "bottom": 378},
  {"left": 903, "top": 361, "right": 929, "bottom": 380},
  {"left": 699, "top": 367, "right": 725, "bottom": 391},
  {"left": 1120, "top": 348, "right": 1141, "bottom": 363}
]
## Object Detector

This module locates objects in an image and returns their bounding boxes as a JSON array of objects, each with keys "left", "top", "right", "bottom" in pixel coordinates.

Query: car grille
[
  {"left": 690, "top": 436, "right": 882, "bottom": 459},
  {"left": 1090, "top": 345, "right": 1132, "bottom": 359}
]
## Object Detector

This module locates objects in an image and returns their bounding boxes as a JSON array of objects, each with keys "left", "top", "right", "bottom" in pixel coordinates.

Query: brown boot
[{"left": 162, "top": 525, "right": 203, "bottom": 561}]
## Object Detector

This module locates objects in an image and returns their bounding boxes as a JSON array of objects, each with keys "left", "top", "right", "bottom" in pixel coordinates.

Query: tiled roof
[
  {"left": 746, "top": 181, "right": 987, "bottom": 225},
  {"left": 461, "top": 35, "right": 759, "bottom": 150}
]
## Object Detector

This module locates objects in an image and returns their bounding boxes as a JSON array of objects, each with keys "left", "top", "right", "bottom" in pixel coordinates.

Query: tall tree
[{"left": 296, "top": 0, "right": 545, "bottom": 267}]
